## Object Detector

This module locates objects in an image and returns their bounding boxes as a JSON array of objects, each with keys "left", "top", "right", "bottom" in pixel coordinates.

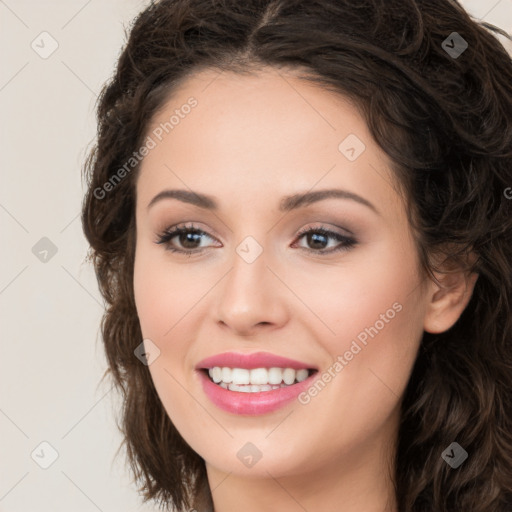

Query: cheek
[
  {"left": 308, "top": 237, "right": 424, "bottom": 390},
  {"left": 133, "top": 247, "right": 199, "bottom": 430},
  {"left": 133, "top": 251, "right": 165, "bottom": 337},
  {"left": 305, "top": 246, "right": 421, "bottom": 346},
  {"left": 320, "top": 260, "right": 424, "bottom": 418},
  {"left": 133, "top": 244, "right": 198, "bottom": 338}
]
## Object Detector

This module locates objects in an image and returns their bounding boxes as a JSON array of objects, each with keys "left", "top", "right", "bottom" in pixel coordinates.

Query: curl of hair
[{"left": 81, "top": 1, "right": 512, "bottom": 510}]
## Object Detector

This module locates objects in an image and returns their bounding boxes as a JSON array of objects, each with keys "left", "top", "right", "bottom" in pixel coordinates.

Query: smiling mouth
[{"left": 201, "top": 367, "right": 318, "bottom": 393}]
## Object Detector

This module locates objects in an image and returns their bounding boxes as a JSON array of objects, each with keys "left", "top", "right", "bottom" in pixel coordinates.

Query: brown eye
[
  {"left": 155, "top": 223, "right": 218, "bottom": 256},
  {"left": 293, "top": 226, "right": 357, "bottom": 254}
]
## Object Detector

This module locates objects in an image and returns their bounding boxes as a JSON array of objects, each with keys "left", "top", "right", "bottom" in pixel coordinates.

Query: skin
[{"left": 133, "top": 67, "right": 477, "bottom": 512}]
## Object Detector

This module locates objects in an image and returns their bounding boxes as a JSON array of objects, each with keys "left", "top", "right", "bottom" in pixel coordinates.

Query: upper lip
[{"left": 195, "top": 351, "right": 318, "bottom": 370}]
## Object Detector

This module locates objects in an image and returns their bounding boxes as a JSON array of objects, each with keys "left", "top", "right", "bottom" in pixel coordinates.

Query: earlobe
[{"left": 423, "top": 269, "right": 479, "bottom": 334}]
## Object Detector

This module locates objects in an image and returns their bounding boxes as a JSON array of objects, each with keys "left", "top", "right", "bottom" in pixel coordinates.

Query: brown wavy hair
[{"left": 81, "top": 0, "right": 512, "bottom": 510}]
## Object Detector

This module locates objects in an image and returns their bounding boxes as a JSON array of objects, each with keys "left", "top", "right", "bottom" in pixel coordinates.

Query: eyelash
[{"left": 155, "top": 222, "right": 357, "bottom": 257}]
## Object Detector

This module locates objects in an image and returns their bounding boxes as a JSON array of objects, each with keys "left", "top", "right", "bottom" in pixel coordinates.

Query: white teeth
[
  {"left": 221, "top": 367, "right": 232, "bottom": 383},
  {"left": 250, "top": 368, "right": 268, "bottom": 385},
  {"left": 295, "top": 369, "right": 309, "bottom": 382},
  {"left": 210, "top": 367, "right": 222, "bottom": 383},
  {"left": 268, "top": 367, "right": 283, "bottom": 385},
  {"left": 206, "top": 366, "right": 312, "bottom": 389},
  {"left": 228, "top": 383, "right": 286, "bottom": 392},
  {"left": 231, "top": 368, "right": 250, "bottom": 385},
  {"left": 283, "top": 368, "right": 296, "bottom": 385}
]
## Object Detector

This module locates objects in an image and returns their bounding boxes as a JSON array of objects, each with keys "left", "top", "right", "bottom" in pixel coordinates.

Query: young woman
[{"left": 81, "top": 1, "right": 512, "bottom": 510}]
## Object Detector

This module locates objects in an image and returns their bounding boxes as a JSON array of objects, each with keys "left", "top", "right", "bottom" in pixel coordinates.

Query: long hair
[{"left": 81, "top": 1, "right": 512, "bottom": 510}]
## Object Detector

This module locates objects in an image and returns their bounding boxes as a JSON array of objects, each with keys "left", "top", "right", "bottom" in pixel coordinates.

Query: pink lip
[
  {"left": 195, "top": 351, "right": 318, "bottom": 415},
  {"left": 196, "top": 368, "right": 318, "bottom": 415},
  {"left": 195, "top": 351, "right": 317, "bottom": 370}
]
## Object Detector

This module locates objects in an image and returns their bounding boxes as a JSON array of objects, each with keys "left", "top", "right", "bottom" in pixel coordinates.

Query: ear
[{"left": 423, "top": 258, "right": 479, "bottom": 334}]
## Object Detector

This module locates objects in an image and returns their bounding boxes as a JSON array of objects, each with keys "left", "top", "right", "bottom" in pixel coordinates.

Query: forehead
[
  {"left": 145, "top": 66, "right": 370, "bottom": 154},
  {"left": 136, "top": 67, "right": 402, "bottom": 219}
]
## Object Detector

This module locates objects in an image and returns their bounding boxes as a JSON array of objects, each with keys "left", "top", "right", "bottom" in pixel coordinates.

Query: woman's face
[{"left": 133, "top": 67, "right": 430, "bottom": 483}]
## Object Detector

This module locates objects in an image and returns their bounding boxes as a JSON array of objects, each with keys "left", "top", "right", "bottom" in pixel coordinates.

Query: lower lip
[{"left": 197, "top": 369, "right": 317, "bottom": 415}]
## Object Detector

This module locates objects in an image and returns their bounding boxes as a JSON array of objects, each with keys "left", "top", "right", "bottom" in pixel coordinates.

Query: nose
[{"left": 214, "top": 243, "right": 289, "bottom": 337}]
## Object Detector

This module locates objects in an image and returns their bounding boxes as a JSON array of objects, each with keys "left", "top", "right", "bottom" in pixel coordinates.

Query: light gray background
[{"left": 1, "top": 1, "right": 511, "bottom": 510}]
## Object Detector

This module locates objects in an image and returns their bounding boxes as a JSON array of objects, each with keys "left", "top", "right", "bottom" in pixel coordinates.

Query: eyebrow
[{"left": 147, "top": 188, "right": 379, "bottom": 215}]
